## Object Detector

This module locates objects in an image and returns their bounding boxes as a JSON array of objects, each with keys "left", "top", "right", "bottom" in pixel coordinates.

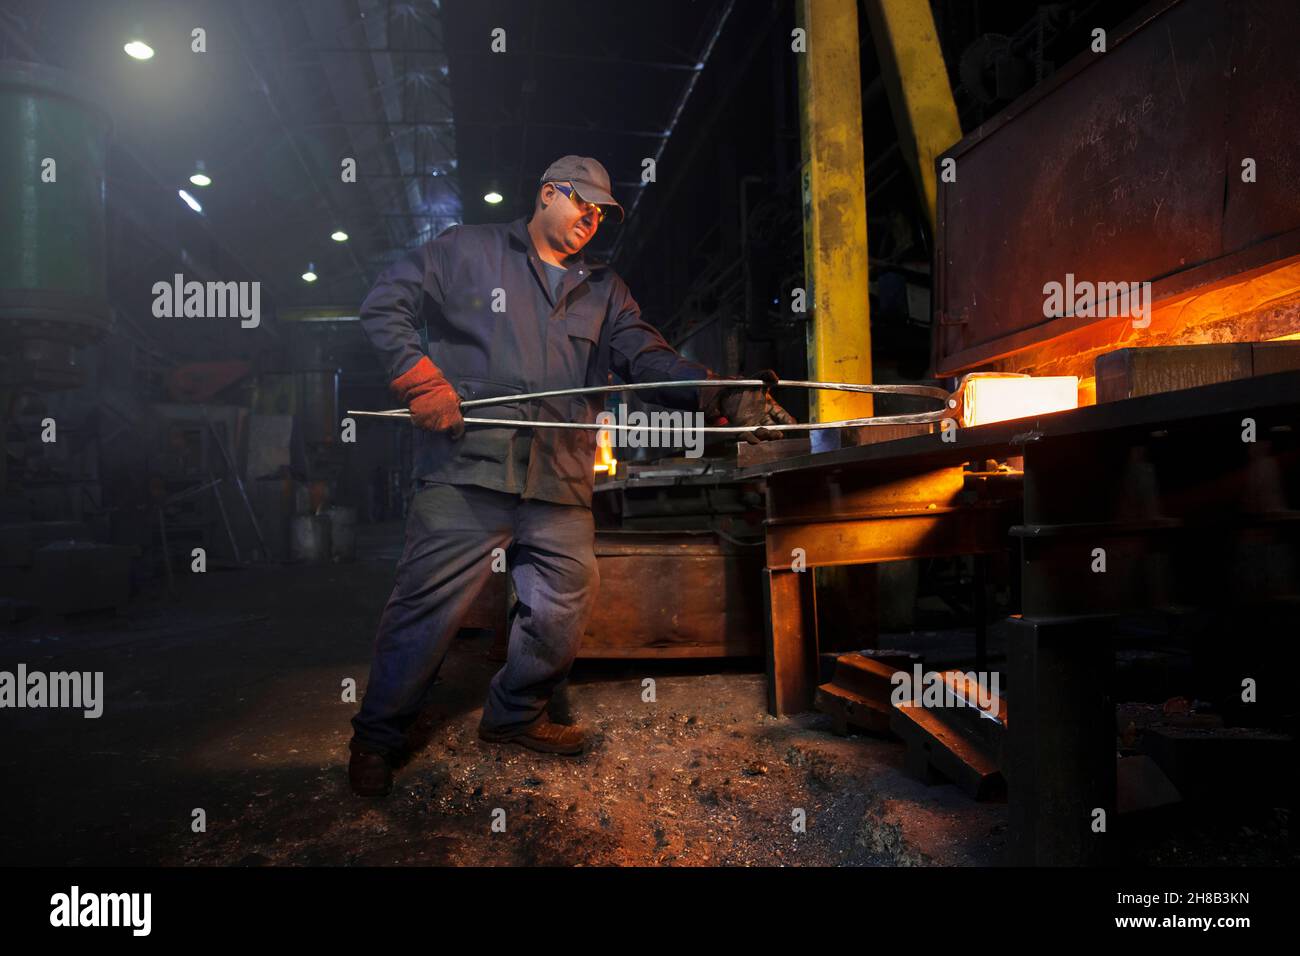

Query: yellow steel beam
[
  {"left": 862, "top": 0, "right": 962, "bottom": 230},
  {"left": 796, "top": 0, "right": 873, "bottom": 425}
]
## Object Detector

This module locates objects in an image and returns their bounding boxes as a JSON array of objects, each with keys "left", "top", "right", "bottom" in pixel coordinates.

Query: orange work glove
[
  {"left": 700, "top": 369, "right": 797, "bottom": 443},
  {"left": 391, "top": 356, "right": 465, "bottom": 438}
]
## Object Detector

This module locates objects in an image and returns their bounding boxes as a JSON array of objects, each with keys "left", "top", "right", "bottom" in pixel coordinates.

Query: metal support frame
[
  {"left": 861, "top": 0, "right": 962, "bottom": 230},
  {"left": 1004, "top": 394, "right": 1299, "bottom": 863},
  {"left": 1004, "top": 614, "right": 1118, "bottom": 866},
  {"left": 761, "top": 460, "right": 1016, "bottom": 715},
  {"left": 743, "top": 371, "right": 1300, "bottom": 862},
  {"left": 795, "top": 0, "right": 873, "bottom": 427}
]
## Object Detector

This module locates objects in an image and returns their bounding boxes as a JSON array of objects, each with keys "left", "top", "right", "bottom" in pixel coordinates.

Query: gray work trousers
[{"left": 349, "top": 481, "right": 599, "bottom": 759}]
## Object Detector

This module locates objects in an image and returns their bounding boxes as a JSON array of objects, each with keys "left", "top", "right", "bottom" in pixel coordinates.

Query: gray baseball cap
[{"left": 539, "top": 155, "right": 625, "bottom": 222}]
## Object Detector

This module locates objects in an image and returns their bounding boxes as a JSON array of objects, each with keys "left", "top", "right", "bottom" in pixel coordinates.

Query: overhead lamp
[
  {"left": 124, "top": 39, "right": 154, "bottom": 60},
  {"left": 331, "top": 230, "right": 349, "bottom": 242},
  {"left": 189, "top": 161, "right": 211, "bottom": 187},
  {"left": 302, "top": 263, "right": 318, "bottom": 283},
  {"left": 483, "top": 190, "right": 503, "bottom": 205},
  {"left": 177, "top": 190, "right": 202, "bottom": 214}
]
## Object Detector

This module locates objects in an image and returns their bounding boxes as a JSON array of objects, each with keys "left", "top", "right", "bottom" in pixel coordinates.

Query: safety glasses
[{"left": 550, "top": 181, "right": 607, "bottom": 224}]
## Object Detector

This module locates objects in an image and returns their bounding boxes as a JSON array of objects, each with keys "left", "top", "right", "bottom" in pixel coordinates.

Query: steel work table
[{"left": 738, "top": 370, "right": 1300, "bottom": 864}]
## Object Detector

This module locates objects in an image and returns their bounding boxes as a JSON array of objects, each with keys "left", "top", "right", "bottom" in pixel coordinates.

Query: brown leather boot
[
  {"left": 349, "top": 751, "right": 393, "bottom": 797},
  {"left": 478, "top": 714, "right": 588, "bottom": 755}
]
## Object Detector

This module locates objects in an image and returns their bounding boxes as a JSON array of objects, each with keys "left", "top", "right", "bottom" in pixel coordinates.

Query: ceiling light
[
  {"left": 177, "top": 190, "right": 202, "bottom": 214},
  {"left": 124, "top": 40, "right": 154, "bottom": 60},
  {"left": 189, "top": 161, "right": 211, "bottom": 187},
  {"left": 302, "top": 263, "right": 318, "bottom": 283},
  {"left": 483, "top": 190, "right": 503, "bottom": 204},
  {"left": 331, "top": 230, "right": 349, "bottom": 242}
]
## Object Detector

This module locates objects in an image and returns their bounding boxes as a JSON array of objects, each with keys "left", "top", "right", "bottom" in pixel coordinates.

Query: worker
[{"left": 348, "top": 155, "right": 795, "bottom": 796}]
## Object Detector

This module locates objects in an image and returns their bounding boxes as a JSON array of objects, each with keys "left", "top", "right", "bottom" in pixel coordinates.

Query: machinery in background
[{"left": 0, "top": 60, "right": 119, "bottom": 618}]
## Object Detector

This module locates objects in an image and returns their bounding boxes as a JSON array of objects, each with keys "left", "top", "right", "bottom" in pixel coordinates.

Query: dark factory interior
[{"left": 1, "top": 0, "right": 1298, "bottom": 888}]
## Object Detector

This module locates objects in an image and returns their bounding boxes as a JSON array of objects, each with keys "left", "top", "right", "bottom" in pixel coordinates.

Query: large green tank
[{"left": 0, "top": 60, "right": 112, "bottom": 386}]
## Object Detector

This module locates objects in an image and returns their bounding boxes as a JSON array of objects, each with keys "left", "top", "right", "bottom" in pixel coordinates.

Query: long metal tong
[{"left": 347, "top": 379, "right": 956, "bottom": 432}]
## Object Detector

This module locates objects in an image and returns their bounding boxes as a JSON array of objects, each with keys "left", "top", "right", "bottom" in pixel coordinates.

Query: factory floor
[{"left": 1, "top": 520, "right": 1010, "bottom": 867}]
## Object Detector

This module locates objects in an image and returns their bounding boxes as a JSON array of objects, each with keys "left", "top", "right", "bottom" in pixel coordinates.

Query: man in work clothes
[{"left": 349, "top": 155, "right": 795, "bottom": 796}]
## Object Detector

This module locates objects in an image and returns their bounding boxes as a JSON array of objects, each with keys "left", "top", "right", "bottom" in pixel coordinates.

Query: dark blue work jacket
[{"left": 359, "top": 216, "right": 709, "bottom": 506}]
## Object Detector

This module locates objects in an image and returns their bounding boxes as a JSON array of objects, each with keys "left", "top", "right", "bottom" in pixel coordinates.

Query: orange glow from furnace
[{"left": 594, "top": 427, "right": 617, "bottom": 475}]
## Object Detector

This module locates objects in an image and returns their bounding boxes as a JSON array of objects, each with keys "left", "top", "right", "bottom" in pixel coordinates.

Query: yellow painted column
[
  {"left": 796, "top": 0, "right": 873, "bottom": 424},
  {"left": 862, "top": 0, "right": 962, "bottom": 231}
]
